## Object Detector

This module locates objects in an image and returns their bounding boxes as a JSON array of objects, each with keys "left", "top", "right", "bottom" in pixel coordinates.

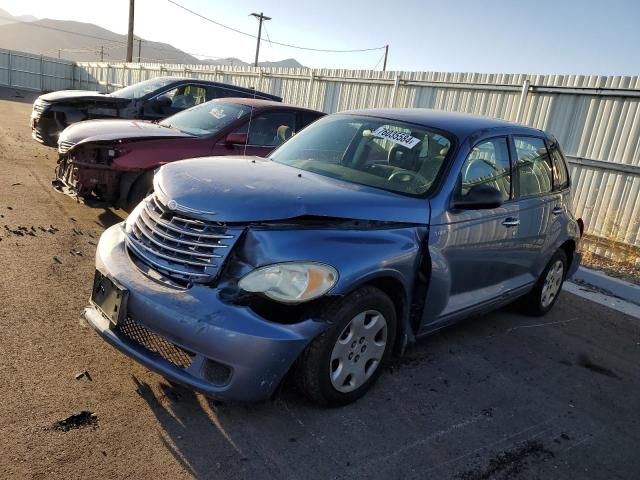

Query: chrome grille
[
  {"left": 125, "top": 194, "right": 238, "bottom": 285},
  {"left": 32, "top": 99, "right": 49, "bottom": 114},
  {"left": 58, "top": 141, "right": 75, "bottom": 154}
]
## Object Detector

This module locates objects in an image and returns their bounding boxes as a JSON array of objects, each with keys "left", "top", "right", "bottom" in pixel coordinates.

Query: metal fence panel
[
  {"left": 4, "top": 52, "right": 640, "bottom": 253},
  {"left": 0, "top": 48, "right": 74, "bottom": 91}
]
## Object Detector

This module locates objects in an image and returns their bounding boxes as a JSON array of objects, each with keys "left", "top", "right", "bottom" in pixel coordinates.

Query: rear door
[{"left": 510, "top": 135, "right": 559, "bottom": 282}]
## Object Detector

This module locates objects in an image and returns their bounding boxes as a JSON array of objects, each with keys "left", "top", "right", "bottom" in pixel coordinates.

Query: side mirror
[
  {"left": 452, "top": 184, "right": 503, "bottom": 210},
  {"left": 225, "top": 132, "right": 248, "bottom": 145}
]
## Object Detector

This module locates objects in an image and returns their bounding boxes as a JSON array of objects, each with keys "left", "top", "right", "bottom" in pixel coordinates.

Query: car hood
[
  {"left": 38, "top": 90, "right": 130, "bottom": 104},
  {"left": 59, "top": 119, "right": 194, "bottom": 146},
  {"left": 154, "top": 156, "right": 430, "bottom": 224}
]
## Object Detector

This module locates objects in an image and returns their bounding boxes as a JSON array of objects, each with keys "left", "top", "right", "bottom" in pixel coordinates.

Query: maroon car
[{"left": 54, "top": 98, "right": 325, "bottom": 210}]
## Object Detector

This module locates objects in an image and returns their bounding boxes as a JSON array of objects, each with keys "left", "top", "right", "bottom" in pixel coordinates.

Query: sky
[{"left": 0, "top": 0, "right": 639, "bottom": 74}]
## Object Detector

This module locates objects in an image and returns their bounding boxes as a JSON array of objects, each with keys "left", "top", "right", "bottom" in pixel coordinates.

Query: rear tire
[
  {"left": 125, "top": 171, "right": 154, "bottom": 212},
  {"left": 294, "top": 286, "right": 396, "bottom": 407},
  {"left": 521, "top": 249, "right": 567, "bottom": 316}
]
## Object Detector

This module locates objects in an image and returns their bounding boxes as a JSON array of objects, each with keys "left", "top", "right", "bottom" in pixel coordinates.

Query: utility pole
[
  {"left": 126, "top": 0, "right": 135, "bottom": 62},
  {"left": 57, "top": 49, "right": 61, "bottom": 59},
  {"left": 100, "top": 45, "right": 105, "bottom": 62},
  {"left": 250, "top": 12, "right": 271, "bottom": 67},
  {"left": 382, "top": 45, "right": 389, "bottom": 71},
  {"left": 137, "top": 38, "right": 142, "bottom": 63}
]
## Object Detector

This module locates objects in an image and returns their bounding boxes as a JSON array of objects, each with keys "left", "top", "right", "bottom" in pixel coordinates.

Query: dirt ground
[{"left": 1, "top": 87, "right": 639, "bottom": 480}]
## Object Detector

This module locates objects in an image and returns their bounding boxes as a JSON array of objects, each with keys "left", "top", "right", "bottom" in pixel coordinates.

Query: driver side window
[{"left": 459, "top": 137, "right": 511, "bottom": 201}]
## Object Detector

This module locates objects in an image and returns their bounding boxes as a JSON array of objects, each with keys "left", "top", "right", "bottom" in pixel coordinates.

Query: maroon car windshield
[{"left": 159, "top": 101, "right": 251, "bottom": 137}]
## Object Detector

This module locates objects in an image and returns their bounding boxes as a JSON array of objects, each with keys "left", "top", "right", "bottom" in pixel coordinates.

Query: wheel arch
[
  {"left": 347, "top": 272, "right": 414, "bottom": 356},
  {"left": 559, "top": 239, "right": 576, "bottom": 275}
]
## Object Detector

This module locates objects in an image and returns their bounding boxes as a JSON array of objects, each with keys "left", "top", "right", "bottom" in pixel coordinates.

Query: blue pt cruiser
[{"left": 83, "top": 109, "right": 583, "bottom": 406}]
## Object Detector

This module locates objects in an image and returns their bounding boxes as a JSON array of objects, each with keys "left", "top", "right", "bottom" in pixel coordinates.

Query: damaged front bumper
[
  {"left": 83, "top": 223, "right": 327, "bottom": 402},
  {"left": 53, "top": 155, "right": 121, "bottom": 204}
]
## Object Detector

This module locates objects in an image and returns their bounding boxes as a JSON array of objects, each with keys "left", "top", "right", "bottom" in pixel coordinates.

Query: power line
[
  {"left": 166, "top": 0, "right": 387, "bottom": 53},
  {"left": 372, "top": 51, "right": 385, "bottom": 70}
]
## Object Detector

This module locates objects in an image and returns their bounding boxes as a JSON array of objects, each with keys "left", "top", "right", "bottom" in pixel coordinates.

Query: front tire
[
  {"left": 521, "top": 249, "right": 567, "bottom": 316},
  {"left": 294, "top": 286, "right": 397, "bottom": 407},
  {"left": 125, "top": 171, "right": 154, "bottom": 212}
]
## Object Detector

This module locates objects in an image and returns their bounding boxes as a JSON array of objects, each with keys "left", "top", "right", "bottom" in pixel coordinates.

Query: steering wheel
[
  {"left": 388, "top": 169, "right": 419, "bottom": 183},
  {"left": 462, "top": 158, "right": 498, "bottom": 180}
]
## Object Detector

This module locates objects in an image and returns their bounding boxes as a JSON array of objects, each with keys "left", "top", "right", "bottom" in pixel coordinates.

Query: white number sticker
[
  {"left": 372, "top": 126, "right": 420, "bottom": 149},
  {"left": 209, "top": 108, "right": 226, "bottom": 119}
]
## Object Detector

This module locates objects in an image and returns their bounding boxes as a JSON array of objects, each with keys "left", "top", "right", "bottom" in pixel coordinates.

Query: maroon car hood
[{"left": 59, "top": 119, "right": 194, "bottom": 147}]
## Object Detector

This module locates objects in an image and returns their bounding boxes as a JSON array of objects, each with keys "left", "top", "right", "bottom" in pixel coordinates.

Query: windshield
[
  {"left": 270, "top": 114, "right": 454, "bottom": 196},
  {"left": 110, "top": 77, "right": 176, "bottom": 100},
  {"left": 159, "top": 101, "right": 251, "bottom": 136}
]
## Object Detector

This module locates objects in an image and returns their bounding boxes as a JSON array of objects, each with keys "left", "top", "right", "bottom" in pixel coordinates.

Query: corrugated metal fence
[
  {"left": 3, "top": 49, "right": 640, "bottom": 259},
  {"left": 0, "top": 48, "right": 74, "bottom": 92}
]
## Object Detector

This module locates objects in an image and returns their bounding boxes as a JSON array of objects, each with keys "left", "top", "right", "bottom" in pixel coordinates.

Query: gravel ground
[
  {"left": 1, "top": 87, "right": 639, "bottom": 480},
  {"left": 582, "top": 249, "right": 640, "bottom": 286}
]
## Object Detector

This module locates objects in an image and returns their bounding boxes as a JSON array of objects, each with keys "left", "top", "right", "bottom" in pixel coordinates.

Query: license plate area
[{"left": 90, "top": 270, "right": 128, "bottom": 325}]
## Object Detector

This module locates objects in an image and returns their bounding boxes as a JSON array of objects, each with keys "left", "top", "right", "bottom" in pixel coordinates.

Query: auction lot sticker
[{"left": 372, "top": 126, "right": 420, "bottom": 149}]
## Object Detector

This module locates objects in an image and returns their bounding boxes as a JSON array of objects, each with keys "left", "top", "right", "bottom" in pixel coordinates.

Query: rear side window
[
  {"left": 235, "top": 111, "right": 298, "bottom": 147},
  {"left": 458, "top": 137, "right": 511, "bottom": 201},
  {"left": 514, "top": 137, "right": 552, "bottom": 197},
  {"left": 300, "top": 111, "right": 324, "bottom": 129},
  {"left": 208, "top": 86, "right": 250, "bottom": 99},
  {"left": 549, "top": 144, "right": 570, "bottom": 190}
]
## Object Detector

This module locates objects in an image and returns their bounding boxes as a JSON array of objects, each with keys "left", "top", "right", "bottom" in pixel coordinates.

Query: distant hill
[
  {"left": 0, "top": 9, "right": 304, "bottom": 68},
  {"left": 0, "top": 8, "right": 36, "bottom": 26},
  {"left": 202, "top": 57, "right": 305, "bottom": 68}
]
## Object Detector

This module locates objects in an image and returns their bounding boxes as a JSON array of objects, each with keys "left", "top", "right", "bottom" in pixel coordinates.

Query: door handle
[
  {"left": 502, "top": 217, "right": 520, "bottom": 227},
  {"left": 552, "top": 206, "right": 564, "bottom": 215}
]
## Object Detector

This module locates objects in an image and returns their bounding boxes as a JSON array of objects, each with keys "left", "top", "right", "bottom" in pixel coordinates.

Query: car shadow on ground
[
  {"left": 95, "top": 208, "right": 126, "bottom": 228},
  {"left": 128, "top": 294, "right": 638, "bottom": 479},
  {"left": 0, "top": 86, "right": 40, "bottom": 104},
  {"left": 128, "top": 302, "right": 584, "bottom": 479}
]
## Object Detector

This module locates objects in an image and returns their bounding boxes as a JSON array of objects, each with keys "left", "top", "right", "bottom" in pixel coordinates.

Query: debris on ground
[
  {"left": 53, "top": 411, "right": 98, "bottom": 432},
  {"left": 458, "top": 440, "right": 554, "bottom": 480},
  {"left": 75, "top": 371, "right": 92, "bottom": 381},
  {"left": 53, "top": 256, "right": 62, "bottom": 264}
]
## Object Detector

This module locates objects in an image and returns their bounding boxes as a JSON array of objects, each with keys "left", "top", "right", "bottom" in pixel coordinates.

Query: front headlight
[{"left": 238, "top": 262, "right": 338, "bottom": 304}]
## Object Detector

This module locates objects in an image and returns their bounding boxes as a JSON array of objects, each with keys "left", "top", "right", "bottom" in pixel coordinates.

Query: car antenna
[{"left": 243, "top": 81, "right": 259, "bottom": 157}]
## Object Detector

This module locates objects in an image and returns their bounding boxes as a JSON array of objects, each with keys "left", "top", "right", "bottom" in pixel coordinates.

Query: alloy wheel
[{"left": 541, "top": 260, "right": 564, "bottom": 308}]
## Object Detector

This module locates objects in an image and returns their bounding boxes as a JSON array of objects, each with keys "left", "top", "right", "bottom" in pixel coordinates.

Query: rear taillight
[{"left": 577, "top": 218, "right": 584, "bottom": 237}]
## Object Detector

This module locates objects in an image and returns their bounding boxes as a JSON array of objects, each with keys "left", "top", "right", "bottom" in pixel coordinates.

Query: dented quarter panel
[{"left": 237, "top": 226, "right": 426, "bottom": 298}]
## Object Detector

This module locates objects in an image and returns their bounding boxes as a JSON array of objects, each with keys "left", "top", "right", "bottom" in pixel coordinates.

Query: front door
[
  {"left": 422, "top": 136, "right": 526, "bottom": 326},
  {"left": 143, "top": 83, "right": 209, "bottom": 120}
]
